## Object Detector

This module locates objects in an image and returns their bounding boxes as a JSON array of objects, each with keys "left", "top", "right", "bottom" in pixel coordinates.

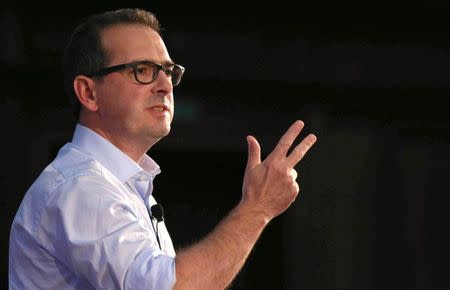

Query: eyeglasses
[{"left": 86, "top": 60, "right": 185, "bottom": 86}]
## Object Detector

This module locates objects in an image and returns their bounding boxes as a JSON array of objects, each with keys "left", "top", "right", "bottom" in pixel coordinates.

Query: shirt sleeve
[
  {"left": 125, "top": 248, "right": 176, "bottom": 290},
  {"left": 35, "top": 174, "right": 176, "bottom": 290}
]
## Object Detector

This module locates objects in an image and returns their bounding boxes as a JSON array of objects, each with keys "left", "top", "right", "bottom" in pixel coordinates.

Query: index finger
[{"left": 271, "top": 120, "right": 305, "bottom": 158}]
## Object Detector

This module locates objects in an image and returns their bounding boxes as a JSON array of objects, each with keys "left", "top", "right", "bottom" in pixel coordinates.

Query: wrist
[{"left": 234, "top": 200, "right": 272, "bottom": 226}]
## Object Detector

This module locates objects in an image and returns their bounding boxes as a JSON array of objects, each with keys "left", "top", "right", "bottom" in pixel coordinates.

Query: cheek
[{"left": 97, "top": 88, "right": 138, "bottom": 119}]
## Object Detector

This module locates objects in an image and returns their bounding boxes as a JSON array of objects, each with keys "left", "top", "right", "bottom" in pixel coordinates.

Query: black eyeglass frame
[{"left": 85, "top": 60, "right": 185, "bottom": 86}]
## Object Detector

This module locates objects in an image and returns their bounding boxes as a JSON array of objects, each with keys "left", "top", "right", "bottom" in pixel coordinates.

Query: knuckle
[
  {"left": 289, "top": 188, "right": 299, "bottom": 201},
  {"left": 277, "top": 141, "right": 291, "bottom": 151},
  {"left": 294, "top": 147, "right": 305, "bottom": 157},
  {"left": 291, "top": 181, "right": 300, "bottom": 193}
]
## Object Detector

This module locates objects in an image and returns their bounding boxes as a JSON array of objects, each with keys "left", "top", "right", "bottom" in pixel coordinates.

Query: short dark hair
[{"left": 62, "top": 8, "right": 161, "bottom": 120}]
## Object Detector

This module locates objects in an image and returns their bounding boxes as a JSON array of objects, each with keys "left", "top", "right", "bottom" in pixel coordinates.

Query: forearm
[
  {"left": 173, "top": 202, "right": 269, "bottom": 290},
  {"left": 173, "top": 122, "right": 317, "bottom": 290}
]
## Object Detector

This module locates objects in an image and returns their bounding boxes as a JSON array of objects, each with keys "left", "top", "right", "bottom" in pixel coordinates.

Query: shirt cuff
[{"left": 125, "top": 248, "right": 176, "bottom": 290}]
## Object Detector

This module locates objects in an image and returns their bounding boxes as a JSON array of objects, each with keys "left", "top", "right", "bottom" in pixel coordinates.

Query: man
[{"left": 9, "top": 8, "right": 317, "bottom": 290}]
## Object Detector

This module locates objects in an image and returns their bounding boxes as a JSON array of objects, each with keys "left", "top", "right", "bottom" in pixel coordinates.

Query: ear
[{"left": 73, "top": 75, "right": 98, "bottom": 112}]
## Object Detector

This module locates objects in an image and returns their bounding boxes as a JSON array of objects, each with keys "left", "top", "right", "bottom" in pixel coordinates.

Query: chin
[
  {"left": 153, "top": 125, "right": 171, "bottom": 139},
  {"left": 162, "top": 123, "right": 171, "bottom": 135}
]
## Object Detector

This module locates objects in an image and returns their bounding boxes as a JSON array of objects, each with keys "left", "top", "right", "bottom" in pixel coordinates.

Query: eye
[
  {"left": 162, "top": 64, "right": 176, "bottom": 76},
  {"left": 135, "top": 64, "right": 152, "bottom": 75}
]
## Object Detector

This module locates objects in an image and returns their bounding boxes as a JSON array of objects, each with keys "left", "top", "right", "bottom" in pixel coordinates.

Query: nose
[{"left": 151, "top": 69, "right": 173, "bottom": 95}]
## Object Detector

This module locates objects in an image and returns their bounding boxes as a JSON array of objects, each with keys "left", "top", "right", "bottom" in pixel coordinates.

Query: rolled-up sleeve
[{"left": 125, "top": 249, "right": 176, "bottom": 290}]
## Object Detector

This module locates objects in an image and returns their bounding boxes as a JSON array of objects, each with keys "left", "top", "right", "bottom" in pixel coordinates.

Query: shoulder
[
  {"left": 14, "top": 144, "right": 132, "bottom": 232},
  {"left": 27, "top": 144, "right": 112, "bottom": 201},
  {"left": 44, "top": 144, "right": 131, "bottom": 204}
]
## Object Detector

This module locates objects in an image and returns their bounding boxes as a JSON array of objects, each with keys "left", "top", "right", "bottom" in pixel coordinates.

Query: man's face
[{"left": 93, "top": 24, "right": 175, "bottom": 150}]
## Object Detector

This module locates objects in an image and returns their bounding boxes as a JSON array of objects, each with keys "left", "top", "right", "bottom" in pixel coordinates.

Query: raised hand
[{"left": 241, "top": 120, "right": 317, "bottom": 221}]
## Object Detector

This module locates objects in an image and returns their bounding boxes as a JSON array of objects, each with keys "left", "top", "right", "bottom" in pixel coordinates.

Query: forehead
[{"left": 100, "top": 24, "right": 171, "bottom": 64}]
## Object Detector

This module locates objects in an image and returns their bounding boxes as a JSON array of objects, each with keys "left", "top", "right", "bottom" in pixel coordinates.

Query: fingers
[
  {"left": 291, "top": 169, "right": 300, "bottom": 200},
  {"left": 290, "top": 168, "right": 298, "bottom": 181},
  {"left": 246, "top": 135, "right": 261, "bottom": 170},
  {"left": 286, "top": 133, "right": 317, "bottom": 167},
  {"left": 271, "top": 120, "right": 304, "bottom": 159},
  {"left": 249, "top": 120, "right": 316, "bottom": 169}
]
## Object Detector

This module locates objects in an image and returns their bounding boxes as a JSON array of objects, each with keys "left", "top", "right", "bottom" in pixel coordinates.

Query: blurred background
[{"left": 1, "top": 2, "right": 449, "bottom": 289}]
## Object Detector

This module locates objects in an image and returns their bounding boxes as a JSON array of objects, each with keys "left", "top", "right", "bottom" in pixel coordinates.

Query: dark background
[{"left": 1, "top": 2, "right": 449, "bottom": 289}]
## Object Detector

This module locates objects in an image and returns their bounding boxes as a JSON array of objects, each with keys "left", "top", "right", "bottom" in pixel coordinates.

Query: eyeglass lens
[{"left": 134, "top": 63, "right": 183, "bottom": 86}]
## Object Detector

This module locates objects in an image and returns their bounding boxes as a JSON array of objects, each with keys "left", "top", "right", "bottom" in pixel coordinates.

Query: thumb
[{"left": 246, "top": 135, "right": 261, "bottom": 170}]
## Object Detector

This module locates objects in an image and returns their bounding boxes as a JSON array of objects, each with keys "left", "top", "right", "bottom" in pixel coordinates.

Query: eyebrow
[{"left": 135, "top": 59, "right": 176, "bottom": 66}]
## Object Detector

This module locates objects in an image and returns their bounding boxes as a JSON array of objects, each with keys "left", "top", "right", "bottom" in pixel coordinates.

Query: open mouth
[{"left": 149, "top": 104, "right": 169, "bottom": 112}]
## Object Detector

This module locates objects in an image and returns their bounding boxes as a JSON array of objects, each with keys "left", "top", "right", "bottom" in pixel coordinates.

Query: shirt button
[{"left": 139, "top": 173, "right": 151, "bottom": 181}]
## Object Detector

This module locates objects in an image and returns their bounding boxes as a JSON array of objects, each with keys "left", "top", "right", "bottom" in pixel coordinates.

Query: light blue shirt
[{"left": 9, "top": 124, "right": 176, "bottom": 290}]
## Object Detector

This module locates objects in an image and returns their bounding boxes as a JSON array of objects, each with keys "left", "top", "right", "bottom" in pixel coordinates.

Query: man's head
[
  {"left": 63, "top": 8, "right": 184, "bottom": 161},
  {"left": 63, "top": 8, "right": 162, "bottom": 119}
]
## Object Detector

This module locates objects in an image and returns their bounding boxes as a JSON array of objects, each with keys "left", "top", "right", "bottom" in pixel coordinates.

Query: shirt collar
[{"left": 71, "top": 123, "right": 161, "bottom": 183}]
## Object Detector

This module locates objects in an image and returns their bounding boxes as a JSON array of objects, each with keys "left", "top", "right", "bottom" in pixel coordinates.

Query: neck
[{"left": 79, "top": 121, "right": 155, "bottom": 163}]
